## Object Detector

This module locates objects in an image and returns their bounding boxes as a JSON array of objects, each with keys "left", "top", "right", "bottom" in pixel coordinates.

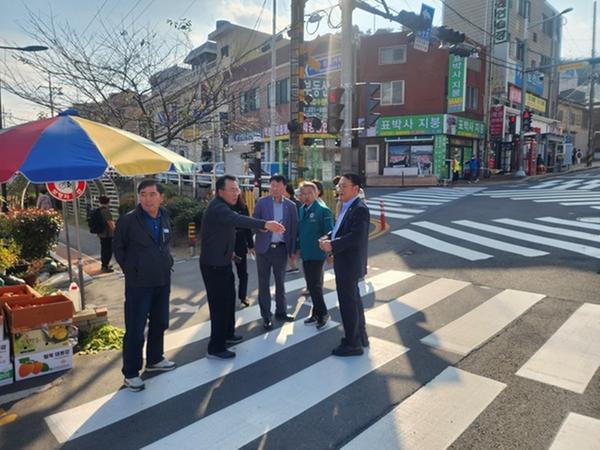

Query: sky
[{"left": 0, "top": 0, "right": 597, "bottom": 126}]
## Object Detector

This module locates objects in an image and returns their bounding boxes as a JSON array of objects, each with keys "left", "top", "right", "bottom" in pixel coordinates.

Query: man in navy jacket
[
  {"left": 252, "top": 175, "right": 298, "bottom": 330},
  {"left": 114, "top": 179, "right": 176, "bottom": 392},
  {"left": 320, "top": 173, "right": 370, "bottom": 356},
  {"left": 200, "top": 175, "right": 284, "bottom": 359}
]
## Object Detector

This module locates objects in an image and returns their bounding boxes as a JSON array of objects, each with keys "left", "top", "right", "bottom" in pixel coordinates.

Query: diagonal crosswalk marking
[
  {"left": 45, "top": 270, "right": 411, "bottom": 443},
  {"left": 143, "top": 338, "right": 408, "bottom": 450},
  {"left": 550, "top": 413, "right": 600, "bottom": 450},
  {"left": 342, "top": 367, "right": 506, "bottom": 450},
  {"left": 559, "top": 201, "right": 600, "bottom": 206},
  {"left": 553, "top": 180, "right": 585, "bottom": 190},
  {"left": 493, "top": 218, "right": 600, "bottom": 243},
  {"left": 365, "top": 278, "right": 471, "bottom": 328},
  {"left": 365, "top": 200, "right": 425, "bottom": 214},
  {"left": 529, "top": 180, "right": 562, "bottom": 189},
  {"left": 455, "top": 220, "right": 600, "bottom": 259},
  {"left": 392, "top": 229, "right": 493, "bottom": 261},
  {"left": 536, "top": 217, "right": 600, "bottom": 231},
  {"left": 45, "top": 319, "right": 341, "bottom": 443},
  {"left": 380, "top": 197, "right": 443, "bottom": 206},
  {"left": 420, "top": 289, "right": 545, "bottom": 356},
  {"left": 534, "top": 196, "right": 600, "bottom": 203},
  {"left": 368, "top": 208, "right": 414, "bottom": 220},
  {"left": 413, "top": 221, "right": 548, "bottom": 257},
  {"left": 516, "top": 303, "right": 600, "bottom": 394}
]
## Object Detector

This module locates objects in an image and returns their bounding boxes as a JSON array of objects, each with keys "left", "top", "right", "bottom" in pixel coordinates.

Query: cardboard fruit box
[
  {"left": 14, "top": 346, "right": 72, "bottom": 381},
  {"left": 0, "top": 339, "right": 10, "bottom": 366},
  {"left": 11, "top": 320, "right": 76, "bottom": 356},
  {"left": 0, "top": 307, "right": 4, "bottom": 341},
  {"left": 4, "top": 295, "right": 74, "bottom": 333}
]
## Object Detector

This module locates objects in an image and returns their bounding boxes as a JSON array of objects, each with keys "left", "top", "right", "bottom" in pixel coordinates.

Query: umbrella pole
[
  {"left": 71, "top": 183, "right": 86, "bottom": 310},
  {"left": 61, "top": 205, "right": 73, "bottom": 283}
]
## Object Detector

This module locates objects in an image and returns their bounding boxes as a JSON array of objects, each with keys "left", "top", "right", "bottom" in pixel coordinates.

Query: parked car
[{"left": 195, "top": 162, "right": 225, "bottom": 175}]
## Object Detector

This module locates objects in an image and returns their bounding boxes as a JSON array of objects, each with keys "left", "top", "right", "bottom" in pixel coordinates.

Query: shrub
[
  {"left": 7, "top": 208, "right": 63, "bottom": 261},
  {"left": 165, "top": 196, "right": 199, "bottom": 220},
  {"left": 172, "top": 205, "right": 204, "bottom": 238},
  {"left": 118, "top": 193, "right": 136, "bottom": 216},
  {"left": 0, "top": 239, "right": 20, "bottom": 274}
]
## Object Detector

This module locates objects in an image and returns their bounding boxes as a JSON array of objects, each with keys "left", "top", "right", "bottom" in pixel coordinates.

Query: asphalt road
[{"left": 1, "top": 170, "right": 599, "bottom": 449}]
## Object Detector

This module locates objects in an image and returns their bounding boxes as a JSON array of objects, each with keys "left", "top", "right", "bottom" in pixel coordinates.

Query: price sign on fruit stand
[{"left": 46, "top": 181, "right": 86, "bottom": 202}]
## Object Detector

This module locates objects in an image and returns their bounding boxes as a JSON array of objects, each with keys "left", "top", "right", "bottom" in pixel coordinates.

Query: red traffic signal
[
  {"left": 522, "top": 109, "right": 532, "bottom": 132},
  {"left": 327, "top": 87, "right": 345, "bottom": 134},
  {"left": 508, "top": 115, "right": 517, "bottom": 135}
]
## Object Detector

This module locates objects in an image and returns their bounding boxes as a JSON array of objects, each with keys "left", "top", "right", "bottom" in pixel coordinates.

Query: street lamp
[
  {"left": 0, "top": 44, "right": 48, "bottom": 212},
  {"left": 514, "top": 8, "right": 573, "bottom": 177}
]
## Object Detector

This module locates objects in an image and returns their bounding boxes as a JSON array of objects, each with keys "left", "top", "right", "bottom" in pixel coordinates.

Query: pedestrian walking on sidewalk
[
  {"left": 200, "top": 175, "right": 284, "bottom": 359},
  {"left": 253, "top": 175, "right": 298, "bottom": 330},
  {"left": 298, "top": 182, "right": 333, "bottom": 329},
  {"left": 96, "top": 196, "right": 115, "bottom": 272},
  {"left": 319, "top": 173, "right": 370, "bottom": 357},
  {"left": 468, "top": 156, "right": 479, "bottom": 183},
  {"left": 114, "top": 179, "right": 176, "bottom": 392}
]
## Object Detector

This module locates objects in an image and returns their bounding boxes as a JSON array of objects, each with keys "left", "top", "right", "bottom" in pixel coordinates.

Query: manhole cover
[{"left": 577, "top": 217, "right": 600, "bottom": 224}]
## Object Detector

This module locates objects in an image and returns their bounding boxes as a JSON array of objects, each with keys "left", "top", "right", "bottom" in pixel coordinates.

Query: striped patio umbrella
[{"left": 0, "top": 109, "right": 194, "bottom": 183}]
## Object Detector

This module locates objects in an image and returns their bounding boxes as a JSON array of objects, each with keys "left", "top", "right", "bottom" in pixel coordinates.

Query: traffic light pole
[
  {"left": 514, "top": 17, "right": 529, "bottom": 178},
  {"left": 340, "top": 0, "right": 354, "bottom": 173}
]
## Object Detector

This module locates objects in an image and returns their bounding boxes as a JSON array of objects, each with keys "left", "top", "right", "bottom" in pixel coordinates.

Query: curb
[{"left": 369, "top": 218, "right": 390, "bottom": 240}]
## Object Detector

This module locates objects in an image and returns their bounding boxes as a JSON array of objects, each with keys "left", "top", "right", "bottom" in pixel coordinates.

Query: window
[
  {"left": 379, "top": 45, "right": 407, "bottom": 65},
  {"left": 221, "top": 45, "right": 229, "bottom": 57},
  {"left": 240, "top": 88, "right": 260, "bottom": 113},
  {"left": 518, "top": 0, "right": 530, "bottom": 18},
  {"left": 541, "top": 54, "right": 552, "bottom": 66},
  {"left": 466, "top": 86, "right": 479, "bottom": 110},
  {"left": 268, "top": 78, "right": 290, "bottom": 106},
  {"left": 557, "top": 110, "right": 564, "bottom": 121},
  {"left": 381, "top": 80, "right": 405, "bottom": 105},
  {"left": 516, "top": 39, "right": 524, "bottom": 61},
  {"left": 366, "top": 145, "right": 379, "bottom": 162},
  {"left": 542, "top": 15, "right": 554, "bottom": 36},
  {"left": 532, "top": 32, "right": 537, "bottom": 42}
]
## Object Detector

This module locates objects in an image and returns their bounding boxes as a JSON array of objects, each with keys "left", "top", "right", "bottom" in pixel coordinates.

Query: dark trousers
[
  {"left": 334, "top": 267, "right": 367, "bottom": 348},
  {"left": 201, "top": 264, "right": 236, "bottom": 353},
  {"left": 256, "top": 244, "right": 287, "bottom": 319},
  {"left": 100, "top": 237, "right": 113, "bottom": 268},
  {"left": 122, "top": 284, "right": 170, "bottom": 378},
  {"left": 303, "top": 259, "right": 326, "bottom": 319},
  {"left": 234, "top": 254, "right": 248, "bottom": 300}
]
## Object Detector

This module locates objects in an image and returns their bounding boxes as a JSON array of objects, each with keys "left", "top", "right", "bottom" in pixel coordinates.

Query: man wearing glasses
[
  {"left": 200, "top": 175, "right": 285, "bottom": 359},
  {"left": 319, "top": 173, "right": 370, "bottom": 356}
]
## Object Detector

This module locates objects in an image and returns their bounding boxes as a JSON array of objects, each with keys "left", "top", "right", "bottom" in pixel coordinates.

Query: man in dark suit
[
  {"left": 200, "top": 175, "right": 284, "bottom": 359},
  {"left": 114, "top": 179, "right": 176, "bottom": 392},
  {"left": 253, "top": 175, "right": 298, "bottom": 330},
  {"left": 319, "top": 173, "right": 370, "bottom": 357}
]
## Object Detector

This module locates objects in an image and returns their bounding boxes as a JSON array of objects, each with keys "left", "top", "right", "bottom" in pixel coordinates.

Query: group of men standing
[{"left": 113, "top": 172, "right": 370, "bottom": 392}]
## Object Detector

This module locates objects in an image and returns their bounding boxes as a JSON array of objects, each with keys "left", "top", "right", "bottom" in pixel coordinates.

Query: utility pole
[
  {"left": 289, "top": 0, "right": 305, "bottom": 181},
  {"left": 269, "top": 0, "right": 277, "bottom": 163},
  {"left": 588, "top": 1, "right": 597, "bottom": 167},
  {"left": 340, "top": 0, "right": 354, "bottom": 173}
]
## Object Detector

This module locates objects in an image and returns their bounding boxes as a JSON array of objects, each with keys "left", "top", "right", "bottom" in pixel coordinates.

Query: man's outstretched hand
[{"left": 265, "top": 220, "right": 285, "bottom": 234}]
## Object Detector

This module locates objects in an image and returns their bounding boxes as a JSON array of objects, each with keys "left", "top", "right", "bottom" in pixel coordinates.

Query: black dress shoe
[
  {"left": 361, "top": 335, "right": 370, "bottom": 348},
  {"left": 226, "top": 335, "right": 243, "bottom": 344},
  {"left": 332, "top": 344, "right": 364, "bottom": 357},
  {"left": 316, "top": 315, "right": 330, "bottom": 330},
  {"left": 207, "top": 349, "right": 236, "bottom": 359},
  {"left": 304, "top": 316, "right": 318, "bottom": 325},
  {"left": 275, "top": 313, "right": 295, "bottom": 322},
  {"left": 240, "top": 297, "right": 250, "bottom": 307},
  {"left": 263, "top": 318, "right": 273, "bottom": 330}
]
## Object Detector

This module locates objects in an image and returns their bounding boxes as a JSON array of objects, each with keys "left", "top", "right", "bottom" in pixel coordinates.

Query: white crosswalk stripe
[
  {"left": 550, "top": 413, "right": 600, "bottom": 449},
  {"left": 342, "top": 367, "right": 506, "bottom": 450},
  {"left": 391, "top": 216, "right": 600, "bottom": 261},
  {"left": 40, "top": 268, "right": 599, "bottom": 449},
  {"left": 367, "top": 187, "right": 483, "bottom": 221}
]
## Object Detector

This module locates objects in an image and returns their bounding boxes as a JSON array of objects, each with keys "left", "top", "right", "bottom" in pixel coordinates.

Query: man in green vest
[{"left": 297, "top": 182, "right": 334, "bottom": 329}]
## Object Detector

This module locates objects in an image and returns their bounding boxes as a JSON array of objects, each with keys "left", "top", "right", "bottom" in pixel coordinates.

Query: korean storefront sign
[
  {"left": 508, "top": 84, "right": 547, "bottom": 113},
  {"left": 304, "top": 77, "right": 328, "bottom": 119},
  {"left": 447, "top": 54, "right": 467, "bottom": 113},
  {"left": 376, "top": 114, "right": 444, "bottom": 136},
  {"left": 493, "top": 0, "right": 509, "bottom": 44},
  {"left": 450, "top": 116, "right": 486, "bottom": 139},
  {"left": 489, "top": 105, "right": 505, "bottom": 136}
]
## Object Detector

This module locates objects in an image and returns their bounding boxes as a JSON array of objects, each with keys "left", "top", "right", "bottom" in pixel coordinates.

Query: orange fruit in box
[
  {"left": 32, "top": 361, "right": 43, "bottom": 374},
  {"left": 18, "top": 362, "right": 34, "bottom": 378}
]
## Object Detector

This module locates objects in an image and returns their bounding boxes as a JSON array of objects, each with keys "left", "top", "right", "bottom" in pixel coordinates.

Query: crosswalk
[
  {"left": 367, "top": 187, "right": 483, "bottom": 221},
  {"left": 392, "top": 216, "right": 600, "bottom": 261},
  {"left": 41, "top": 268, "right": 599, "bottom": 448},
  {"left": 474, "top": 178, "right": 600, "bottom": 210}
]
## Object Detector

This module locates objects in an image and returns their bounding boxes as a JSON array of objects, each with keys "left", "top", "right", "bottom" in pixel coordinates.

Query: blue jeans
[{"left": 122, "top": 284, "right": 170, "bottom": 378}]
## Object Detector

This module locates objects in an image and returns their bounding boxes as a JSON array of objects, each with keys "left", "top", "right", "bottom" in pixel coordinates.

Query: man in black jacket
[
  {"left": 200, "top": 175, "right": 285, "bottom": 359},
  {"left": 114, "top": 179, "right": 175, "bottom": 392}
]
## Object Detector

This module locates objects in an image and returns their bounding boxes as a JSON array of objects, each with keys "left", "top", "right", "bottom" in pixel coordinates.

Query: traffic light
[
  {"left": 508, "top": 115, "right": 517, "bottom": 135},
  {"left": 434, "top": 26, "right": 466, "bottom": 45},
  {"left": 397, "top": 11, "right": 430, "bottom": 32},
  {"left": 449, "top": 43, "right": 476, "bottom": 58},
  {"left": 365, "top": 82, "right": 381, "bottom": 128},
  {"left": 327, "top": 87, "right": 345, "bottom": 134},
  {"left": 522, "top": 109, "right": 532, "bottom": 132}
]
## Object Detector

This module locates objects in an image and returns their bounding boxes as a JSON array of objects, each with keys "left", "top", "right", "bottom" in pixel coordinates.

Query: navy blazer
[
  {"left": 252, "top": 196, "right": 298, "bottom": 256},
  {"left": 330, "top": 197, "right": 369, "bottom": 279}
]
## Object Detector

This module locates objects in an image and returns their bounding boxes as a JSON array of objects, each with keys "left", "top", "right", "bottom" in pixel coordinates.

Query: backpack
[{"left": 87, "top": 207, "right": 106, "bottom": 234}]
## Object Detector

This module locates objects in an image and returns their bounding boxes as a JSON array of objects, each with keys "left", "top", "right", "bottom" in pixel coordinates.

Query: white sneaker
[
  {"left": 146, "top": 358, "right": 176, "bottom": 372},
  {"left": 124, "top": 376, "right": 145, "bottom": 392}
]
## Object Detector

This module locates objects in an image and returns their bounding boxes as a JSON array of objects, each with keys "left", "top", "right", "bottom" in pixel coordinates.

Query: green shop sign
[
  {"left": 377, "top": 114, "right": 444, "bottom": 136},
  {"left": 449, "top": 115, "right": 486, "bottom": 139}
]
